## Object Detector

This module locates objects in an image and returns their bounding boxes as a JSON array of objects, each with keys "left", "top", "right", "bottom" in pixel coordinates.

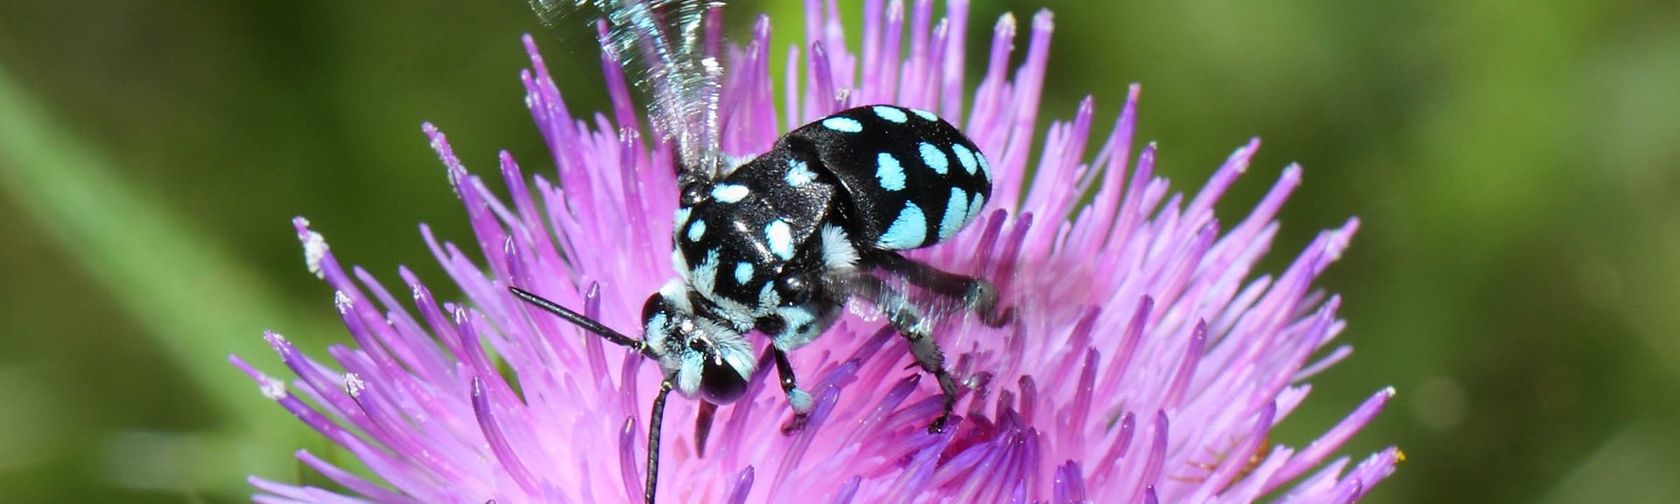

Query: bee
[{"left": 516, "top": 1, "right": 1010, "bottom": 501}]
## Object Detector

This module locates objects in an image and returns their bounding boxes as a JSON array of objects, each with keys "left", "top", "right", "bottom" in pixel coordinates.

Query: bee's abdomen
[{"left": 785, "top": 105, "right": 993, "bottom": 251}]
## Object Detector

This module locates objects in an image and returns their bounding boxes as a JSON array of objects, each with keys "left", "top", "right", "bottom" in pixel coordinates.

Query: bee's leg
[
  {"left": 770, "top": 346, "right": 815, "bottom": 433},
  {"left": 755, "top": 311, "right": 824, "bottom": 434},
  {"left": 868, "top": 251, "right": 1014, "bottom": 327},
  {"left": 848, "top": 274, "right": 961, "bottom": 432},
  {"left": 762, "top": 266, "right": 841, "bottom": 433},
  {"left": 903, "top": 322, "right": 960, "bottom": 433}
]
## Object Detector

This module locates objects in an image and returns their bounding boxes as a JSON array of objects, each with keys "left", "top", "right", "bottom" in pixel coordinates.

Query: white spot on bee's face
[
  {"left": 910, "top": 108, "right": 939, "bottom": 121},
  {"left": 876, "top": 152, "right": 906, "bottom": 191},
  {"left": 786, "top": 159, "right": 817, "bottom": 186},
  {"left": 872, "top": 106, "right": 908, "bottom": 123},
  {"left": 878, "top": 203, "right": 928, "bottom": 249},
  {"left": 765, "top": 220, "right": 795, "bottom": 260},
  {"left": 644, "top": 312, "right": 669, "bottom": 350},
  {"left": 734, "top": 262, "right": 754, "bottom": 284},
  {"left": 710, "top": 324, "right": 757, "bottom": 379},
  {"left": 687, "top": 219, "right": 707, "bottom": 242},
  {"left": 939, "top": 188, "right": 970, "bottom": 240},
  {"left": 676, "top": 352, "right": 704, "bottom": 394},
  {"left": 821, "top": 116, "right": 864, "bottom": 133},
  {"left": 918, "top": 142, "right": 950, "bottom": 175},
  {"left": 952, "top": 144, "right": 979, "bottom": 175},
  {"left": 711, "top": 184, "right": 750, "bottom": 203}
]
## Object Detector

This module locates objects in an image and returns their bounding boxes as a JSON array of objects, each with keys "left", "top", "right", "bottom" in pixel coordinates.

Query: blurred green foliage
[{"left": 1, "top": 0, "right": 1676, "bottom": 502}]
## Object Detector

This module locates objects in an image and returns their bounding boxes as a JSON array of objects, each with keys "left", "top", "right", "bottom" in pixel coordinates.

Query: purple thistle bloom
[{"left": 231, "top": 1, "right": 1400, "bottom": 502}]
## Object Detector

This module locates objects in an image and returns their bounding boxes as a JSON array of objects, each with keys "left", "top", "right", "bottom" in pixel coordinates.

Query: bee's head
[{"left": 640, "top": 289, "right": 755, "bottom": 404}]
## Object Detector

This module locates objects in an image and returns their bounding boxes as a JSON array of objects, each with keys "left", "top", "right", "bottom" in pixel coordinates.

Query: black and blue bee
[
  {"left": 515, "top": 2, "right": 1011, "bottom": 502},
  {"left": 653, "top": 103, "right": 1006, "bottom": 420}
]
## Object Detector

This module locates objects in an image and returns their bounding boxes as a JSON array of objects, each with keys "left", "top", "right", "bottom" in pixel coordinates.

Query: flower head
[{"left": 232, "top": 1, "right": 1399, "bottom": 502}]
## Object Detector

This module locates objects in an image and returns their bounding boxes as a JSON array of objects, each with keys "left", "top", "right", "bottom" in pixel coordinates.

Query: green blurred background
[{"left": 1, "top": 0, "right": 1677, "bottom": 502}]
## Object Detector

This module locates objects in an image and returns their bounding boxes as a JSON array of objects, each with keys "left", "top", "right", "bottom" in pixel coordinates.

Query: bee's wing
[{"left": 530, "top": 0, "right": 726, "bottom": 183}]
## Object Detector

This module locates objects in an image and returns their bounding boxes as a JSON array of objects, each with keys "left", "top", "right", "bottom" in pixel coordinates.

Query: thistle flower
[{"left": 231, "top": 1, "right": 1399, "bottom": 502}]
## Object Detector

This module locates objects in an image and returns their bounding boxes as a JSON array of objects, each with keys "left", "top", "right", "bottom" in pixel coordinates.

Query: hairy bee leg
[
  {"left": 963, "top": 280, "right": 1015, "bottom": 328},
  {"left": 868, "top": 251, "right": 1015, "bottom": 327},
  {"left": 772, "top": 348, "right": 815, "bottom": 433},
  {"left": 903, "top": 326, "right": 960, "bottom": 432},
  {"left": 848, "top": 273, "right": 961, "bottom": 432},
  {"left": 644, "top": 379, "right": 673, "bottom": 504}
]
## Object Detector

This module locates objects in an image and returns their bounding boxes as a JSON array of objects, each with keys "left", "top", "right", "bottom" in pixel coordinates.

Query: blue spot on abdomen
[
  {"left": 918, "top": 142, "right": 950, "bottom": 175},
  {"left": 821, "top": 116, "right": 864, "bottom": 133},
  {"left": 878, "top": 203, "right": 929, "bottom": 249},
  {"left": 876, "top": 152, "right": 906, "bottom": 191}
]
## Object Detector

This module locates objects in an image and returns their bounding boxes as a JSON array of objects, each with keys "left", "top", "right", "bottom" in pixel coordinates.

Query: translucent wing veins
[{"left": 530, "top": 0, "right": 726, "bottom": 181}]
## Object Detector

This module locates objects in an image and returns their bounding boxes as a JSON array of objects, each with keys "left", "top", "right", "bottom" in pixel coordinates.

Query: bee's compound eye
[
  {"left": 698, "top": 357, "right": 748, "bottom": 404},
  {"left": 641, "top": 294, "right": 667, "bottom": 322}
]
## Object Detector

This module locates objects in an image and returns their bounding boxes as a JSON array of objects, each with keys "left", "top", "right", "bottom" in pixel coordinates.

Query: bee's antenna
[
  {"left": 509, "top": 286, "right": 651, "bottom": 356},
  {"left": 645, "top": 379, "right": 674, "bottom": 503},
  {"left": 510, "top": 285, "right": 669, "bottom": 502}
]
